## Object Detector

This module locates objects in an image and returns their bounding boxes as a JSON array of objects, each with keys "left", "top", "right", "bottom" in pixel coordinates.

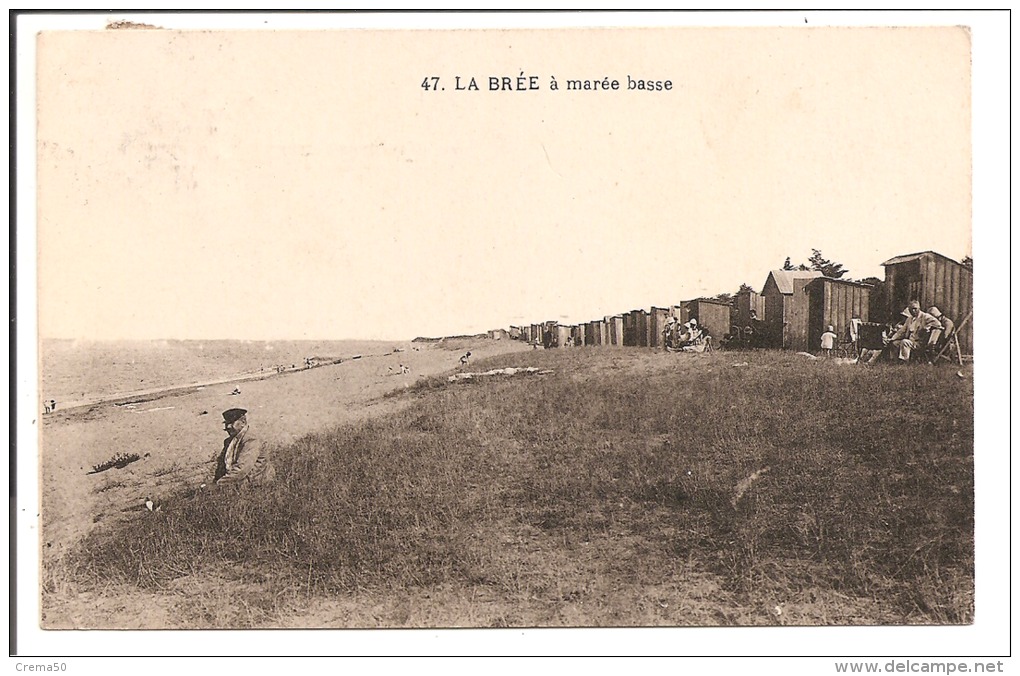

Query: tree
[
  {"left": 961, "top": 255, "right": 973, "bottom": 269},
  {"left": 807, "top": 248, "right": 848, "bottom": 279},
  {"left": 783, "top": 256, "right": 811, "bottom": 271},
  {"left": 738, "top": 283, "right": 754, "bottom": 293}
]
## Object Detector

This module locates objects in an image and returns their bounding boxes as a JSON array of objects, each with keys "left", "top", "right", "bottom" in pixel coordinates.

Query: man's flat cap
[{"left": 222, "top": 408, "right": 247, "bottom": 424}]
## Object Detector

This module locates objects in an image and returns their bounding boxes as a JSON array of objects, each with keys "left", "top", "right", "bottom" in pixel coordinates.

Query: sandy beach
[{"left": 40, "top": 337, "right": 531, "bottom": 562}]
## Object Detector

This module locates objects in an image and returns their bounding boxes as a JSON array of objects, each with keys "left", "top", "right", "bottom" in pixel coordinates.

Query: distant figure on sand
[
  {"left": 460, "top": 352, "right": 472, "bottom": 366},
  {"left": 214, "top": 408, "right": 275, "bottom": 488},
  {"left": 230, "top": 387, "right": 241, "bottom": 396},
  {"left": 49, "top": 399, "right": 57, "bottom": 412}
]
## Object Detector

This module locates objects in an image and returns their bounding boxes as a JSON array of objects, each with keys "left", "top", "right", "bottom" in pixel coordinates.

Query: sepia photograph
[{"left": 13, "top": 10, "right": 1010, "bottom": 662}]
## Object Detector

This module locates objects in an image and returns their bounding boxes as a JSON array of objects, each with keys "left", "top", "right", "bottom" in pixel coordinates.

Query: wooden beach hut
[
  {"left": 881, "top": 251, "right": 973, "bottom": 355},
  {"left": 649, "top": 307, "right": 670, "bottom": 348},
  {"left": 670, "top": 304, "right": 690, "bottom": 324},
  {"left": 804, "top": 277, "right": 872, "bottom": 353},
  {"left": 623, "top": 312, "right": 638, "bottom": 346},
  {"left": 555, "top": 324, "right": 572, "bottom": 348},
  {"left": 735, "top": 289, "right": 766, "bottom": 329},
  {"left": 543, "top": 321, "right": 558, "bottom": 348},
  {"left": 632, "top": 310, "right": 649, "bottom": 347},
  {"left": 608, "top": 315, "right": 624, "bottom": 346},
  {"left": 761, "top": 270, "right": 824, "bottom": 349},
  {"left": 685, "top": 298, "right": 732, "bottom": 343}
]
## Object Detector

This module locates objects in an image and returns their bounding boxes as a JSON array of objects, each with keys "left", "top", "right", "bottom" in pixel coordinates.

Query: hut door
[
  {"left": 890, "top": 259, "right": 921, "bottom": 312},
  {"left": 909, "top": 281, "right": 922, "bottom": 306},
  {"left": 764, "top": 292, "right": 785, "bottom": 348}
]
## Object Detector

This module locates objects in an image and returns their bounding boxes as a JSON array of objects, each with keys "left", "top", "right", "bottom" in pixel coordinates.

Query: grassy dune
[{"left": 57, "top": 349, "right": 973, "bottom": 627}]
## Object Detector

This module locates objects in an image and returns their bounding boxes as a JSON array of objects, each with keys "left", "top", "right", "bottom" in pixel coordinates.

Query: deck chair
[
  {"left": 855, "top": 322, "right": 887, "bottom": 363},
  {"left": 933, "top": 311, "right": 971, "bottom": 367},
  {"left": 934, "top": 332, "right": 963, "bottom": 365}
]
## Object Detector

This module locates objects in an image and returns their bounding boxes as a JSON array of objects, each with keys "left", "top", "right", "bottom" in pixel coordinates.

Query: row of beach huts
[{"left": 488, "top": 251, "right": 973, "bottom": 356}]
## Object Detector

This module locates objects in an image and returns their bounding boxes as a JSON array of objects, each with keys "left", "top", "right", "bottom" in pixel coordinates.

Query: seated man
[
  {"left": 215, "top": 408, "right": 276, "bottom": 487},
  {"left": 885, "top": 301, "right": 942, "bottom": 362}
]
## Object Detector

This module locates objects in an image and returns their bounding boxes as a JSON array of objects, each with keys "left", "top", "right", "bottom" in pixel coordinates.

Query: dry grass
[{"left": 52, "top": 348, "right": 973, "bottom": 627}]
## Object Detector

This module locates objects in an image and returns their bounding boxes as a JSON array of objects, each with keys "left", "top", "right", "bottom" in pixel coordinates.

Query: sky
[{"left": 35, "top": 21, "right": 975, "bottom": 341}]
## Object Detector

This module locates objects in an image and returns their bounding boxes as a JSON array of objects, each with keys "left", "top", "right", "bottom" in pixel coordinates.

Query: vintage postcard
[{"left": 14, "top": 11, "right": 1009, "bottom": 662}]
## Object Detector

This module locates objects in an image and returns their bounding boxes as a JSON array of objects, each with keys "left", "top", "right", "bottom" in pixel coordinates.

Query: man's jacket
[{"left": 215, "top": 426, "right": 275, "bottom": 487}]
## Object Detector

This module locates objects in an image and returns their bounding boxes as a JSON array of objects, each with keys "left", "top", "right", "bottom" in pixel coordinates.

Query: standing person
[
  {"left": 820, "top": 325, "right": 838, "bottom": 357},
  {"left": 885, "top": 301, "right": 942, "bottom": 362},
  {"left": 215, "top": 408, "right": 275, "bottom": 487}
]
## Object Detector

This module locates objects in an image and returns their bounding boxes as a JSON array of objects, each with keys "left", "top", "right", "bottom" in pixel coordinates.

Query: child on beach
[{"left": 820, "top": 325, "right": 837, "bottom": 357}]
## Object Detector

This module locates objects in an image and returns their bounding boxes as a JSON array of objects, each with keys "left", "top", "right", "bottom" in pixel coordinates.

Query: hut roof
[
  {"left": 763, "top": 269, "right": 823, "bottom": 295},
  {"left": 809, "top": 276, "right": 874, "bottom": 288},
  {"left": 687, "top": 297, "right": 732, "bottom": 307},
  {"left": 881, "top": 250, "right": 964, "bottom": 267}
]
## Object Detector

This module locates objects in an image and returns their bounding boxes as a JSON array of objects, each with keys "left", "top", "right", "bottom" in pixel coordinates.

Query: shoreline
[{"left": 40, "top": 345, "right": 415, "bottom": 416}]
